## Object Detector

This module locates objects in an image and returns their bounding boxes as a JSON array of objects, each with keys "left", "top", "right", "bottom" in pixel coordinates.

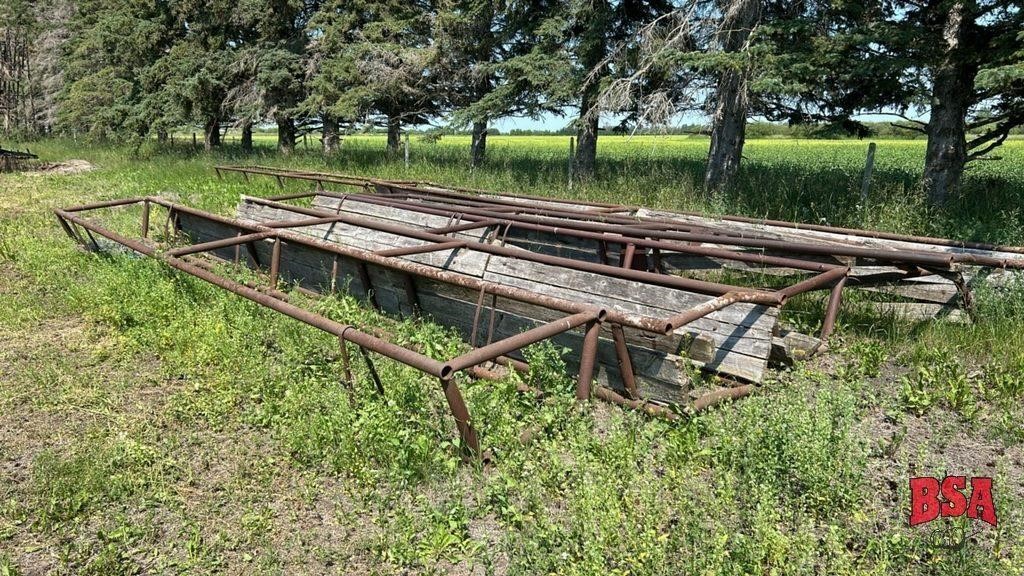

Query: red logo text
[{"left": 909, "top": 476, "right": 997, "bottom": 527}]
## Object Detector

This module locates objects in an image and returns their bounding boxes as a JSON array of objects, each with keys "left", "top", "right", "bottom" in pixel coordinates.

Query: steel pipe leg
[
  {"left": 358, "top": 346, "right": 385, "bottom": 395},
  {"left": 439, "top": 377, "right": 481, "bottom": 459},
  {"left": 610, "top": 324, "right": 638, "bottom": 399},
  {"left": 141, "top": 199, "right": 150, "bottom": 239},
  {"left": 339, "top": 335, "right": 355, "bottom": 402},
  {"left": 819, "top": 277, "right": 847, "bottom": 344},
  {"left": 577, "top": 320, "right": 601, "bottom": 401},
  {"left": 269, "top": 238, "right": 282, "bottom": 286}
]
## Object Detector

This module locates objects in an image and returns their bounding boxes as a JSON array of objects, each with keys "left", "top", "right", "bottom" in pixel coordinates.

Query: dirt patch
[{"left": 26, "top": 160, "right": 95, "bottom": 176}]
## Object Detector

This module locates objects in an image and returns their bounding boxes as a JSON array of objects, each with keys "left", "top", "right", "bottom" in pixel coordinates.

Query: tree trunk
[
  {"left": 703, "top": 0, "right": 761, "bottom": 193},
  {"left": 240, "top": 121, "right": 253, "bottom": 153},
  {"left": 573, "top": 97, "right": 599, "bottom": 181},
  {"left": 470, "top": 120, "right": 488, "bottom": 167},
  {"left": 277, "top": 117, "right": 296, "bottom": 155},
  {"left": 922, "top": 2, "right": 975, "bottom": 206},
  {"left": 156, "top": 128, "right": 168, "bottom": 145},
  {"left": 323, "top": 114, "right": 340, "bottom": 155},
  {"left": 204, "top": 118, "right": 220, "bottom": 151},
  {"left": 386, "top": 114, "right": 401, "bottom": 156},
  {"left": 571, "top": 0, "right": 609, "bottom": 181},
  {"left": 704, "top": 73, "right": 748, "bottom": 192}
]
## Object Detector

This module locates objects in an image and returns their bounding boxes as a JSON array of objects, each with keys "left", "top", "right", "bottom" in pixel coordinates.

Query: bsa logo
[{"left": 909, "top": 476, "right": 998, "bottom": 527}]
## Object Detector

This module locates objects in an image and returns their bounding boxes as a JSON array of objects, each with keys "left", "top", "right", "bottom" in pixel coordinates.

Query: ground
[{"left": 0, "top": 136, "right": 1022, "bottom": 575}]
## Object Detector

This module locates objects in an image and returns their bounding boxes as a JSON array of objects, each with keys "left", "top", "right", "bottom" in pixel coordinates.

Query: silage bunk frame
[
  {"left": 55, "top": 167, "right": 1024, "bottom": 460},
  {"left": 213, "top": 164, "right": 1024, "bottom": 259},
  {"left": 215, "top": 164, "right": 1024, "bottom": 324},
  {"left": 55, "top": 193, "right": 852, "bottom": 459}
]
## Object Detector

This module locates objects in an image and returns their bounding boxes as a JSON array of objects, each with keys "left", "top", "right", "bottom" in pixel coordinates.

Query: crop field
[{"left": 1, "top": 136, "right": 1023, "bottom": 574}]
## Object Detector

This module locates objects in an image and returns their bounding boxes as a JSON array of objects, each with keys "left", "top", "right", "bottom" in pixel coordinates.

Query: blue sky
[{"left": 493, "top": 110, "right": 927, "bottom": 132}]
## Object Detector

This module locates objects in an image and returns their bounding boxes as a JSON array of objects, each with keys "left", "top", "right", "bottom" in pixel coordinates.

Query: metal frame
[
  {"left": 216, "top": 164, "right": 1024, "bottom": 268},
  {"left": 56, "top": 196, "right": 826, "bottom": 457}
]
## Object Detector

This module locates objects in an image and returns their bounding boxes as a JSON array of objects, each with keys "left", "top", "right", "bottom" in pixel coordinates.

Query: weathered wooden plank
[
  {"left": 238, "top": 200, "right": 492, "bottom": 277},
  {"left": 312, "top": 196, "right": 497, "bottom": 244},
  {"left": 637, "top": 208, "right": 1024, "bottom": 262},
  {"left": 862, "top": 283, "right": 959, "bottom": 305}
]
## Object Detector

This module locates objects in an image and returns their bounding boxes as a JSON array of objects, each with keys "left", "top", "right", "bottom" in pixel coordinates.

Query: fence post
[
  {"left": 404, "top": 132, "right": 410, "bottom": 169},
  {"left": 568, "top": 136, "right": 575, "bottom": 190},
  {"left": 192, "top": 132, "right": 197, "bottom": 149},
  {"left": 860, "top": 142, "right": 876, "bottom": 203}
]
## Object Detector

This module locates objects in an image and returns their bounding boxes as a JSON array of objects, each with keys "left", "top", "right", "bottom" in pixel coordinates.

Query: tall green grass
[{"left": 1, "top": 137, "right": 1022, "bottom": 574}]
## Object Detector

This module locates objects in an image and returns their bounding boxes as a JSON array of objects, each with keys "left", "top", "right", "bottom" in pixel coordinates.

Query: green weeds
[{"left": 0, "top": 137, "right": 1022, "bottom": 573}]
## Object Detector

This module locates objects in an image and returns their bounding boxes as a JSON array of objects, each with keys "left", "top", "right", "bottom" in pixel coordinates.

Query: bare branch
[{"left": 888, "top": 121, "right": 927, "bottom": 134}]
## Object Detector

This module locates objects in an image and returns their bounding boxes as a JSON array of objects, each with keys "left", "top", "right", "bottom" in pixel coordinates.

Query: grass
[{"left": 0, "top": 136, "right": 1022, "bottom": 574}]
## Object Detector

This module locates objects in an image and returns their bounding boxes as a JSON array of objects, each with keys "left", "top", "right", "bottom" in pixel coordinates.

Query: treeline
[{"left": 0, "top": 0, "right": 1021, "bottom": 205}]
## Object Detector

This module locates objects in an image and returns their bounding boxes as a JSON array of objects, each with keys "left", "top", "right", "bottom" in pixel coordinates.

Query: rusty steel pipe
[
  {"left": 577, "top": 320, "right": 602, "bottom": 401},
  {"left": 594, "top": 386, "right": 679, "bottom": 420},
  {"left": 819, "top": 276, "right": 847, "bottom": 342},
  {"left": 141, "top": 200, "right": 150, "bottom": 239},
  {"left": 269, "top": 238, "right": 282, "bottom": 286},
  {"left": 671, "top": 211, "right": 1024, "bottom": 255},
  {"left": 165, "top": 231, "right": 276, "bottom": 257},
  {"left": 777, "top": 267, "right": 850, "bottom": 300},
  {"left": 63, "top": 196, "right": 145, "bottom": 212},
  {"left": 443, "top": 309, "right": 605, "bottom": 375},
  {"left": 54, "top": 209, "right": 450, "bottom": 379},
  {"left": 387, "top": 184, "right": 1024, "bottom": 263},
  {"left": 374, "top": 240, "right": 466, "bottom": 257},
  {"left": 610, "top": 324, "right": 639, "bottom": 399},
  {"left": 319, "top": 192, "right": 841, "bottom": 272},
  {"left": 332, "top": 189, "right": 966, "bottom": 269},
  {"left": 663, "top": 291, "right": 783, "bottom": 333},
  {"left": 691, "top": 385, "right": 755, "bottom": 413},
  {"left": 262, "top": 216, "right": 352, "bottom": 229},
  {"left": 426, "top": 219, "right": 502, "bottom": 235},
  {"left": 440, "top": 378, "right": 481, "bottom": 457}
]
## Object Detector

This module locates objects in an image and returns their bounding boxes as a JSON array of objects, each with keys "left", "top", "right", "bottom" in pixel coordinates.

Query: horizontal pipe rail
[
  {"left": 150, "top": 198, "right": 679, "bottom": 333},
  {"left": 248, "top": 165, "right": 1024, "bottom": 262},
  {"left": 374, "top": 240, "right": 467, "bottom": 257},
  {"left": 55, "top": 208, "right": 449, "bottom": 378},
  {"left": 335, "top": 193, "right": 844, "bottom": 273},
  {"left": 165, "top": 231, "right": 276, "bottom": 256},
  {"left": 443, "top": 309, "right": 605, "bottom": 374},
  {"left": 243, "top": 196, "right": 776, "bottom": 298}
]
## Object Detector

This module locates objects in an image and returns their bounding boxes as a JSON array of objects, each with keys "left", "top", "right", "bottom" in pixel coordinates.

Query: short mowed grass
[{"left": 0, "top": 136, "right": 1022, "bottom": 574}]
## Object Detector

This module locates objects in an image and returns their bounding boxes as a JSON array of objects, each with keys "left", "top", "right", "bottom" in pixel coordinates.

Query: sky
[{"left": 492, "top": 110, "right": 927, "bottom": 132}]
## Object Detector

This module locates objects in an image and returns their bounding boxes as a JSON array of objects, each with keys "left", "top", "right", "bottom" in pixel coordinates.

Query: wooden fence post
[
  {"left": 404, "top": 132, "right": 410, "bottom": 169},
  {"left": 568, "top": 137, "right": 575, "bottom": 190},
  {"left": 860, "top": 142, "right": 876, "bottom": 203}
]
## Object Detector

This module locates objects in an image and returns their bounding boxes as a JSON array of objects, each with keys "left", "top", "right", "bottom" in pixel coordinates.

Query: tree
[
  {"left": 567, "top": 0, "right": 677, "bottom": 180},
  {"left": 438, "top": 0, "right": 575, "bottom": 166},
  {"left": 891, "top": 1, "right": 1024, "bottom": 205},
  {"left": 1, "top": 0, "right": 73, "bottom": 136},
  {"left": 146, "top": 0, "right": 241, "bottom": 151},
  {"left": 0, "top": 0, "right": 36, "bottom": 135},
  {"left": 60, "top": 0, "right": 175, "bottom": 139},
  {"left": 233, "top": 0, "right": 321, "bottom": 154},
  {"left": 702, "top": 0, "right": 760, "bottom": 192},
  {"left": 310, "top": 0, "right": 439, "bottom": 156}
]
